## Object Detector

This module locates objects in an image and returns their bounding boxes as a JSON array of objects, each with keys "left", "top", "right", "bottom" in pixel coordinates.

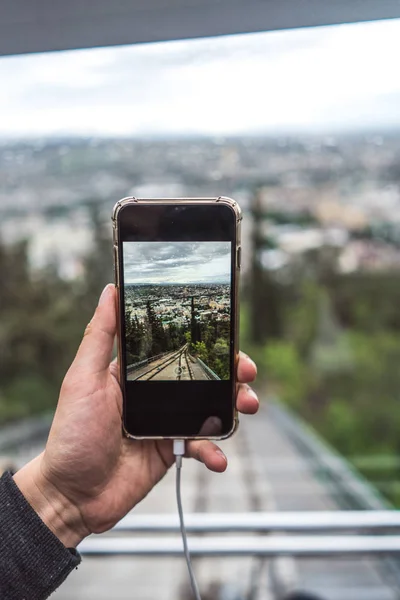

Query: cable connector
[{"left": 173, "top": 439, "right": 185, "bottom": 469}]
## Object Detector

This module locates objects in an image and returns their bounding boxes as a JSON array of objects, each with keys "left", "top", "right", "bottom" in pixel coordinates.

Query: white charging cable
[{"left": 173, "top": 439, "right": 202, "bottom": 600}]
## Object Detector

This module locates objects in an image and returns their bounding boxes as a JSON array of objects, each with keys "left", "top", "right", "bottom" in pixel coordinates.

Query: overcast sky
[
  {"left": 1, "top": 18, "right": 400, "bottom": 137},
  {"left": 123, "top": 241, "right": 231, "bottom": 284}
]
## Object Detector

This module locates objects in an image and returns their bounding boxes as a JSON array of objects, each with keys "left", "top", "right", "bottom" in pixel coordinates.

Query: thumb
[{"left": 72, "top": 284, "right": 117, "bottom": 375}]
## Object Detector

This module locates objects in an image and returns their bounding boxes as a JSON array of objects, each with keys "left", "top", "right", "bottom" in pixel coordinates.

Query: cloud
[
  {"left": 123, "top": 241, "right": 231, "bottom": 284},
  {"left": 1, "top": 18, "right": 400, "bottom": 136}
]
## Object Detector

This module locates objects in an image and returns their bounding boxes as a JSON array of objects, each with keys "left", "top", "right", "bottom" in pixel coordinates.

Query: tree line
[
  {"left": 244, "top": 199, "right": 400, "bottom": 506},
  {"left": 125, "top": 301, "right": 230, "bottom": 379},
  {"left": 0, "top": 204, "right": 112, "bottom": 423}
]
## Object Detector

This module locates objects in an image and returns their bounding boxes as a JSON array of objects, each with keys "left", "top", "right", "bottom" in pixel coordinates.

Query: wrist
[{"left": 13, "top": 454, "right": 89, "bottom": 548}]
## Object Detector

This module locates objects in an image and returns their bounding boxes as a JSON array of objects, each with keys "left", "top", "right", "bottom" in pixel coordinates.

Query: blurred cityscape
[
  {"left": 125, "top": 283, "right": 230, "bottom": 326},
  {"left": 2, "top": 132, "right": 400, "bottom": 504},
  {"left": 1, "top": 133, "right": 400, "bottom": 277}
]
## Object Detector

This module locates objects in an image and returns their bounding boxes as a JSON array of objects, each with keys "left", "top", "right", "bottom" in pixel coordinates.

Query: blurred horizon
[{"left": 3, "top": 127, "right": 400, "bottom": 141}]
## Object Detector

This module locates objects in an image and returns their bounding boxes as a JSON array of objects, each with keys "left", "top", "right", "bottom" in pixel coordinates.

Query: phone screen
[{"left": 116, "top": 202, "right": 238, "bottom": 438}]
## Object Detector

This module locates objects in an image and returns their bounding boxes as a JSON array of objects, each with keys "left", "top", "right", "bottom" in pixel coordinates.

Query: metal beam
[
  {"left": 79, "top": 535, "right": 400, "bottom": 557},
  {"left": 112, "top": 511, "right": 400, "bottom": 533},
  {"left": 1, "top": 0, "right": 400, "bottom": 57}
]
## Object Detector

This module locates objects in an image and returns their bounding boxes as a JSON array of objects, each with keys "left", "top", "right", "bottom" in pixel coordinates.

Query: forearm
[{"left": 0, "top": 464, "right": 81, "bottom": 600}]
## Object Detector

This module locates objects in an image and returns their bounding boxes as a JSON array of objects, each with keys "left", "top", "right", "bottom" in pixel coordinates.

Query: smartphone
[{"left": 112, "top": 197, "right": 241, "bottom": 440}]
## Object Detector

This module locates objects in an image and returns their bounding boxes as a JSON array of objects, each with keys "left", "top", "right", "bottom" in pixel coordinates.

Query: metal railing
[
  {"left": 78, "top": 509, "right": 400, "bottom": 557},
  {"left": 126, "top": 350, "right": 171, "bottom": 374},
  {"left": 196, "top": 357, "right": 221, "bottom": 380},
  {"left": 269, "top": 400, "right": 400, "bottom": 588},
  {"left": 77, "top": 404, "right": 400, "bottom": 571},
  {"left": 269, "top": 401, "right": 391, "bottom": 511},
  {"left": 3, "top": 401, "right": 400, "bottom": 587},
  {"left": 79, "top": 534, "right": 400, "bottom": 557},
  {"left": 112, "top": 510, "right": 400, "bottom": 533}
]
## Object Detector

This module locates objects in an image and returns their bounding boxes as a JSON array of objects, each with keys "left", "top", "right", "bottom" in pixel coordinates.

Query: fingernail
[
  {"left": 98, "top": 284, "right": 112, "bottom": 306},
  {"left": 215, "top": 449, "right": 227, "bottom": 462}
]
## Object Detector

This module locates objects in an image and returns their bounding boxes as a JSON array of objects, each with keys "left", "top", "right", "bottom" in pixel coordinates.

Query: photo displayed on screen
[{"left": 123, "top": 241, "right": 231, "bottom": 381}]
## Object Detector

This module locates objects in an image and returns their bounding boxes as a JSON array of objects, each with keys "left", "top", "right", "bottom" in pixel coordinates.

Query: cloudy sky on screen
[
  {"left": 123, "top": 241, "right": 231, "bottom": 285},
  {"left": 1, "top": 18, "right": 400, "bottom": 137}
]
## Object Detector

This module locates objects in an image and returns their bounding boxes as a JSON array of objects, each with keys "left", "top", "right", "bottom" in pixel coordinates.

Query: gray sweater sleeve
[{"left": 0, "top": 471, "right": 81, "bottom": 599}]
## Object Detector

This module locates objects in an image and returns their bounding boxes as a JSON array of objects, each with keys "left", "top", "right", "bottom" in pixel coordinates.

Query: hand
[{"left": 14, "top": 284, "right": 258, "bottom": 548}]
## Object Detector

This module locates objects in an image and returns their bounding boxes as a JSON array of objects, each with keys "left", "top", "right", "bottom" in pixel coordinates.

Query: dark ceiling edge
[{"left": 0, "top": 0, "right": 400, "bottom": 57}]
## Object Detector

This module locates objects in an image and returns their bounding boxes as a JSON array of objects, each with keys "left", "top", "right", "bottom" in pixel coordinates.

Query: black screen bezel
[{"left": 117, "top": 201, "right": 237, "bottom": 439}]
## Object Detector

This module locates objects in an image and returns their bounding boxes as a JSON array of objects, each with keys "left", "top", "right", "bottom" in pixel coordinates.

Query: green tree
[{"left": 146, "top": 301, "right": 167, "bottom": 356}]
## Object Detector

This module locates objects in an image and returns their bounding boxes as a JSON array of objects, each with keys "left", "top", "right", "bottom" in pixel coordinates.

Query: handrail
[
  {"left": 270, "top": 400, "right": 400, "bottom": 587},
  {"left": 126, "top": 349, "right": 174, "bottom": 374},
  {"left": 196, "top": 357, "right": 220, "bottom": 380},
  {"left": 270, "top": 401, "right": 391, "bottom": 510},
  {"left": 112, "top": 511, "right": 400, "bottom": 533},
  {"left": 128, "top": 345, "right": 188, "bottom": 380},
  {"left": 79, "top": 535, "right": 400, "bottom": 557}
]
